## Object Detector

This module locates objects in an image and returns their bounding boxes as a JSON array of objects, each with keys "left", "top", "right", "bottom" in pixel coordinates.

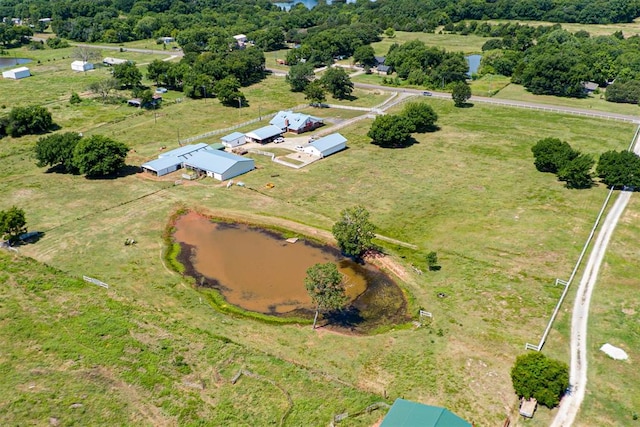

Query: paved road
[{"left": 550, "top": 127, "right": 640, "bottom": 427}]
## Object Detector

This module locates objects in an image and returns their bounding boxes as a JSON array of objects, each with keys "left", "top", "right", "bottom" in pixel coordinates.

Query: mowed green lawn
[{"left": 2, "top": 81, "right": 636, "bottom": 426}]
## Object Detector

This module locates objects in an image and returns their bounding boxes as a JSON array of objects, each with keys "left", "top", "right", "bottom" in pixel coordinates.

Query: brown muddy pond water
[{"left": 173, "top": 212, "right": 408, "bottom": 331}]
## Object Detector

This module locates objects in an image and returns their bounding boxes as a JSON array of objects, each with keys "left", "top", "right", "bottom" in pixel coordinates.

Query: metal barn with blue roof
[
  {"left": 244, "top": 125, "right": 284, "bottom": 144},
  {"left": 142, "top": 143, "right": 224, "bottom": 177},
  {"left": 303, "top": 133, "right": 347, "bottom": 158},
  {"left": 183, "top": 150, "right": 254, "bottom": 181},
  {"left": 220, "top": 132, "right": 246, "bottom": 148}
]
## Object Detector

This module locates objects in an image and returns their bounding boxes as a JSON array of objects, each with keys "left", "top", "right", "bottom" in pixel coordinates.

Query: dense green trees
[
  {"left": 304, "top": 81, "right": 327, "bottom": 105},
  {"left": 511, "top": 352, "right": 569, "bottom": 408},
  {"left": 72, "top": 135, "right": 129, "bottom": 177},
  {"left": 332, "top": 206, "right": 376, "bottom": 258},
  {"left": 596, "top": 150, "right": 640, "bottom": 188},
  {"left": 33, "top": 133, "right": 129, "bottom": 177},
  {"left": 368, "top": 115, "right": 415, "bottom": 148},
  {"left": 451, "top": 81, "right": 472, "bottom": 107},
  {"left": 286, "top": 62, "right": 315, "bottom": 92},
  {"left": 35, "top": 132, "right": 83, "bottom": 173},
  {"left": 531, "top": 138, "right": 579, "bottom": 173},
  {"left": 0, "top": 206, "right": 27, "bottom": 243},
  {"left": 2, "top": 106, "right": 54, "bottom": 138},
  {"left": 353, "top": 45, "right": 377, "bottom": 68},
  {"left": 557, "top": 154, "right": 595, "bottom": 189},
  {"left": 214, "top": 76, "right": 247, "bottom": 107},
  {"left": 112, "top": 61, "right": 143, "bottom": 88},
  {"left": 400, "top": 103, "right": 438, "bottom": 133},
  {"left": 605, "top": 80, "right": 640, "bottom": 104},
  {"left": 320, "top": 67, "right": 354, "bottom": 100},
  {"left": 305, "top": 263, "right": 347, "bottom": 329}
]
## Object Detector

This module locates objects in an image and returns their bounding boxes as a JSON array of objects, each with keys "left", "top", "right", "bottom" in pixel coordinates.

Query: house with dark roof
[
  {"left": 245, "top": 124, "right": 284, "bottom": 144},
  {"left": 270, "top": 111, "right": 323, "bottom": 134},
  {"left": 380, "top": 399, "right": 472, "bottom": 427},
  {"left": 302, "top": 133, "right": 347, "bottom": 158}
]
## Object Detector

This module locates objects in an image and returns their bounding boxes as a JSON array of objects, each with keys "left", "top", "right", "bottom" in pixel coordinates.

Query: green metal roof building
[{"left": 380, "top": 399, "right": 472, "bottom": 427}]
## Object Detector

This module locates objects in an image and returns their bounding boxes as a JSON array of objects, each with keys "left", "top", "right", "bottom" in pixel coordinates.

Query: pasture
[
  {"left": 372, "top": 32, "right": 488, "bottom": 56},
  {"left": 1, "top": 57, "right": 637, "bottom": 425}
]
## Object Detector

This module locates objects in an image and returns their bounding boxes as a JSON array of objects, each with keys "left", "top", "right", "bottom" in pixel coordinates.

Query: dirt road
[{"left": 550, "top": 127, "right": 640, "bottom": 427}]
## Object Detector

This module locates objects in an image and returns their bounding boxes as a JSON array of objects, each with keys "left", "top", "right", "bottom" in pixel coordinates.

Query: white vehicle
[
  {"left": 294, "top": 145, "right": 304, "bottom": 151},
  {"left": 274, "top": 137, "right": 285, "bottom": 144}
]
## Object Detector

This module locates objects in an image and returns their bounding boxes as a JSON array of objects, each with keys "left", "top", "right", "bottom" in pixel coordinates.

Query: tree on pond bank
[
  {"left": 305, "top": 263, "right": 347, "bottom": 329},
  {"left": 332, "top": 206, "right": 376, "bottom": 258}
]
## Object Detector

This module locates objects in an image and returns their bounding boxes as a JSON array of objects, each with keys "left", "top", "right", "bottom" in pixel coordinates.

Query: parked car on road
[
  {"left": 422, "top": 91, "right": 432, "bottom": 96},
  {"left": 294, "top": 145, "right": 304, "bottom": 151},
  {"left": 274, "top": 137, "right": 284, "bottom": 144}
]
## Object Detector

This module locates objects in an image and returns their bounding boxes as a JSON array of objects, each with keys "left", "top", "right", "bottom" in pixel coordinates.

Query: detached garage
[
  {"left": 71, "top": 61, "right": 94, "bottom": 72},
  {"left": 303, "top": 133, "right": 347, "bottom": 158},
  {"left": 183, "top": 150, "right": 254, "bottom": 181},
  {"left": 245, "top": 125, "right": 283, "bottom": 144},
  {"left": 2, "top": 67, "right": 30, "bottom": 79},
  {"left": 221, "top": 132, "right": 246, "bottom": 148}
]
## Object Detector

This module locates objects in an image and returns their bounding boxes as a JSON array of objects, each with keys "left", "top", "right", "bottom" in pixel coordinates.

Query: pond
[
  {"left": 0, "top": 57, "right": 32, "bottom": 69},
  {"left": 172, "top": 212, "right": 408, "bottom": 332},
  {"left": 466, "top": 54, "right": 482, "bottom": 77}
]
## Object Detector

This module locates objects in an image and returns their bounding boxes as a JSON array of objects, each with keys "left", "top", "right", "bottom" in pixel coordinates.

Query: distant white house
[
  {"left": 71, "top": 60, "right": 94, "bottom": 72},
  {"left": 233, "top": 34, "right": 248, "bottom": 47},
  {"left": 302, "top": 133, "right": 347, "bottom": 158},
  {"left": 103, "top": 57, "right": 128, "bottom": 66},
  {"left": 2, "top": 67, "right": 31, "bottom": 80},
  {"left": 158, "top": 36, "right": 174, "bottom": 44},
  {"left": 221, "top": 132, "right": 246, "bottom": 148}
]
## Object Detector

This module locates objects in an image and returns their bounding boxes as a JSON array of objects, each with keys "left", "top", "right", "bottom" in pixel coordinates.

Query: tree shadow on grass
[
  {"left": 371, "top": 135, "right": 419, "bottom": 149},
  {"left": 323, "top": 306, "right": 364, "bottom": 329},
  {"left": 85, "top": 165, "right": 141, "bottom": 180},
  {"left": 455, "top": 102, "right": 474, "bottom": 108}
]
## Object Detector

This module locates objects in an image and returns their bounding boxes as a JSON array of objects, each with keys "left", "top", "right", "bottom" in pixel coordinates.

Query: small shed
[
  {"left": 245, "top": 124, "right": 284, "bottom": 144},
  {"left": 519, "top": 398, "right": 537, "bottom": 418},
  {"left": 380, "top": 399, "right": 471, "bottom": 427},
  {"left": 234, "top": 34, "right": 248, "bottom": 46},
  {"left": 158, "top": 36, "right": 174, "bottom": 44},
  {"left": 183, "top": 150, "right": 254, "bottom": 181},
  {"left": 221, "top": 131, "right": 246, "bottom": 148},
  {"left": 71, "top": 60, "right": 94, "bottom": 72},
  {"left": 582, "top": 81, "right": 599, "bottom": 93},
  {"left": 2, "top": 66, "right": 30, "bottom": 80},
  {"left": 303, "top": 133, "right": 347, "bottom": 158}
]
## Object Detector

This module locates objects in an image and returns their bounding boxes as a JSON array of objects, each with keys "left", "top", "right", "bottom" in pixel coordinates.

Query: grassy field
[
  {"left": 494, "top": 83, "right": 640, "bottom": 117},
  {"left": 484, "top": 19, "right": 640, "bottom": 37},
  {"left": 1, "top": 70, "right": 637, "bottom": 427},
  {"left": 372, "top": 32, "right": 488, "bottom": 56},
  {"left": 574, "top": 197, "right": 640, "bottom": 426}
]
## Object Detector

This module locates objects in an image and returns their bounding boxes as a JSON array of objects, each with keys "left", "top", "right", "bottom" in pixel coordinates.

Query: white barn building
[
  {"left": 183, "top": 150, "right": 254, "bottom": 180},
  {"left": 221, "top": 132, "right": 246, "bottom": 148},
  {"left": 71, "top": 61, "right": 94, "bottom": 72},
  {"left": 103, "top": 57, "right": 128, "bottom": 66},
  {"left": 142, "top": 143, "right": 210, "bottom": 176},
  {"left": 2, "top": 67, "right": 30, "bottom": 79},
  {"left": 303, "top": 133, "right": 347, "bottom": 158}
]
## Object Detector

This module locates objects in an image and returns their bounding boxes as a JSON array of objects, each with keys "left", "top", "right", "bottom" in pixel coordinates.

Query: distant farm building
[
  {"left": 103, "top": 57, "right": 128, "bottom": 66},
  {"left": 158, "top": 36, "right": 174, "bottom": 44},
  {"left": 183, "top": 150, "right": 254, "bottom": 181},
  {"left": 245, "top": 124, "right": 284, "bottom": 144},
  {"left": 71, "top": 61, "right": 94, "bottom": 72},
  {"left": 380, "top": 399, "right": 471, "bottom": 427},
  {"left": 142, "top": 143, "right": 210, "bottom": 176},
  {"left": 302, "top": 133, "right": 347, "bottom": 158},
  {"left": 2, "top": 67, "right": 30, "bottom": 79},
  {"left": 141, "top": 143, "right": 254, "bottom": 180},
  {"left": 221, "top": 132, "right": 246, "bottom": 148},
  {"left": 234, "top": 34, "right": 248, "bottom": 47},
  {"left": 270, "top": 111, "right": 323, "bottom": 134}
]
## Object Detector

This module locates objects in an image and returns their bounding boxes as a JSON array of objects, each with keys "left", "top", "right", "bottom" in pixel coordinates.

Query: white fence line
[{"left": 83, "top": 275, "right": 109, "bottom": 289}]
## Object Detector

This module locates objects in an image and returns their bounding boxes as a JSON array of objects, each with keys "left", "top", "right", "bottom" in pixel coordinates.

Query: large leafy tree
[
  {"left": 286, "top": 62, "right": 315, "bottom": 92},
  {"left": 353, "top": 45, "right": 377, "bottom": 68},
  {"left": 305, "top": 263, "right": 347, "bottom": 329},
  {"left": 88, "top": 78, "right": 119, "bottom": 102},
  {"left": 320, "top": 67, "right": 354, "bottom": 100},
  {"left": 402, "top": 102, "right": 438, "bottom": 132},
  {"left": 147, "top": 59, "right": 171, "bottom": 86},
  {"left": 511, "top": 352, "right": 569, "bottom": 408},
  {"left": 72, "top": 135, "right": 129, "bottom": 177},
  {"left": 304, "top": 81, "right": 326, "bottom": 105},
  {"left": 332, "top": 206, "right": 376, "bottom": 258},
  {"left": 531, "top": 138, "right": 579, "bottom": 173},
  {"left": 112, "top": 61, "right": 142, "bottom": 88},
  {"left": 557, "top": 153, "right": 595, "bottom": 189},
  {"left": 367, "top": 114, "right": 415, "bottom": 148},
  {"left": 34, "top": 132, "right": 83, "bottom": 173},
  {"left": 0, "top": 206, "right": 27, "bottom": 243},
  {"left": 6, "top": 105, "right": 54, "bottom": 137},
  {"left": 451, "top": 81, "right": 472, "bottom": 107},
  {"left": 596, "top": 150, "right": 640, "bottom": 188},
  {"left": 214, "top": 76, "right": 247, "bottom": 107}
]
